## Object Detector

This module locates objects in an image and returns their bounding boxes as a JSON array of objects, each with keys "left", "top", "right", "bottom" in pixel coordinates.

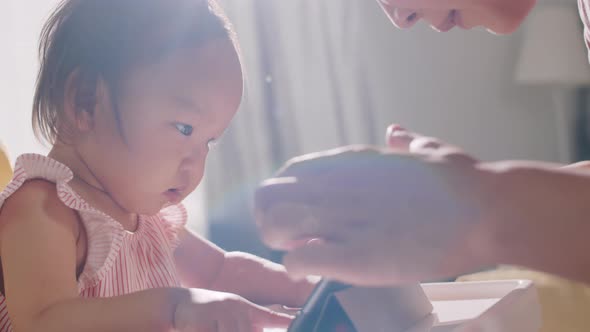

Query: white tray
[
  {"left": 409, "top": 280, "right": 542, "bottom": 332},
  {"left": 266, "top": 279, "right": 541, "bottom": 332}
]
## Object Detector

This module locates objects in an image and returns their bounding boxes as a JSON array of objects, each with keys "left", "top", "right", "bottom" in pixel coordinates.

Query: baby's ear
[
  {"left": 63, "top": 68, "right": 98, "bottom": 133},
  {"left": 74, "top": 108, "right": 94, "bottom": 132}
]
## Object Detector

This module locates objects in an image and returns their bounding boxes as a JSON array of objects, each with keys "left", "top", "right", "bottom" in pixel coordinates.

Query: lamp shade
[{"left": 516, "top": 4, "right": 590, "bottom": 86}]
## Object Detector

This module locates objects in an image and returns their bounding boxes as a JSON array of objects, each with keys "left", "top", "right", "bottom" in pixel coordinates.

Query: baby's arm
[
  {"left": 0, "top": 181, "right": 185, "bottom": 332},
  {"left": 175, "top": 229, "right": 314, "bottom": 307},
  {"left": 209, "top": 251, "right": 315, "bottom": 307},
  {"left": 173, "top": 228, "right": 225, "bottom": 289}
]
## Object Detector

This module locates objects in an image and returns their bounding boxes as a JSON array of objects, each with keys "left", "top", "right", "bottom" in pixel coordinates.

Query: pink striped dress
[{"left": 0, "top": 154, "right": 188, "bottom": 331}]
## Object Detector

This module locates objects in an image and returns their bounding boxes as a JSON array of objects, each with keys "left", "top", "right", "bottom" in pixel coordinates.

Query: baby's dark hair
[{"left": 33, "top": 0, "right": 235, "bottom": 144}]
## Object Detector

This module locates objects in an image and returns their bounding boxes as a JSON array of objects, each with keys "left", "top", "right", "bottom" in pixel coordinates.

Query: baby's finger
[
  {"left": 265, "top": 304, "right": 302, "bottom": 315},
  {"left": 250, "top": 305, "right": 293, "bottom": 330}
]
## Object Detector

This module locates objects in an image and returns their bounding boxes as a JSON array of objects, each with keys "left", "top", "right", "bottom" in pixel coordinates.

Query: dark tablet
[{"left": 287, "top": 280, "right": 357, "bottom": 332}]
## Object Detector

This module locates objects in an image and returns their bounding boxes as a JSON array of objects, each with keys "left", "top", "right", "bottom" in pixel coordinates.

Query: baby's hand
[
  {"left": 174, "top": 288, "right": 293, "bottom": 332},
  {"left": 209, "top": 252, "right": 317, "bottom": 308}
]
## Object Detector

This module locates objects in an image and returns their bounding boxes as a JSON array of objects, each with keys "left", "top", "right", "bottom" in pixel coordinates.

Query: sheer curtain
[{"left": 206, "top": 0, "right": 382, "bottom": 220}]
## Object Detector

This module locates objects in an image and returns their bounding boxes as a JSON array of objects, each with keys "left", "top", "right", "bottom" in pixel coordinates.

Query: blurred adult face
[{"left": 378, "top": 0, "right": 536, "bottom": 34}]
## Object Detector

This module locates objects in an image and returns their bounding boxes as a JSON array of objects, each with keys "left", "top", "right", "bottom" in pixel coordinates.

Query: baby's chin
[
  {"left": 159, "top": 196, "right": 188, "bottom": 210},
  {"left": 161, "top": 201, "right": 176, "bottom": 210},
  {"left": 125, "top": 199, "right": 173, "bottom": 216},
  {"left": 119, "top": 191, "right": 189, "bottom": 216}
]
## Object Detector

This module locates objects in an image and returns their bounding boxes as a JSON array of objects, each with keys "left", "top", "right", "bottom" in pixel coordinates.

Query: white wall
[
  {"left": 0, "top": 2, "right": 565, "bottom": 163},
  {"left": 0, "top": 1, "right": 54, "bottom": 161},
  {"left": 359, "top": 4, "right": 560, "bottom": 162}
]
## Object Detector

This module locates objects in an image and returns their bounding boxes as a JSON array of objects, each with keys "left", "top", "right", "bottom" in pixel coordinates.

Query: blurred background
[{"left": 1, "top": 0, "right": 589, "bottom": 260}]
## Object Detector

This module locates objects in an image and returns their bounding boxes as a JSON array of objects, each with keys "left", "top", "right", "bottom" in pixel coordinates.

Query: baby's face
[
  {"left": 378, "top": 0, "right": 536, "bottom": 34},
  {"left": 80, "top": 38, "right": 243, "bottom": 215}
]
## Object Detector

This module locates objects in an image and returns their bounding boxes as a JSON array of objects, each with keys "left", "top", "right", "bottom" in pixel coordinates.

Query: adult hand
[{"left": 255, "top": 126, "right": 501, "bottom": 286}]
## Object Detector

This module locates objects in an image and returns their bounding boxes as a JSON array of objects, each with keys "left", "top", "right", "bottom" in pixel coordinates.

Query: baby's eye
[
  {"left": 174, "top": 123, "right": 194, "bottom": 136},
  {"left": 207, "top": 138, "right": 218, "bottom": 151}
]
